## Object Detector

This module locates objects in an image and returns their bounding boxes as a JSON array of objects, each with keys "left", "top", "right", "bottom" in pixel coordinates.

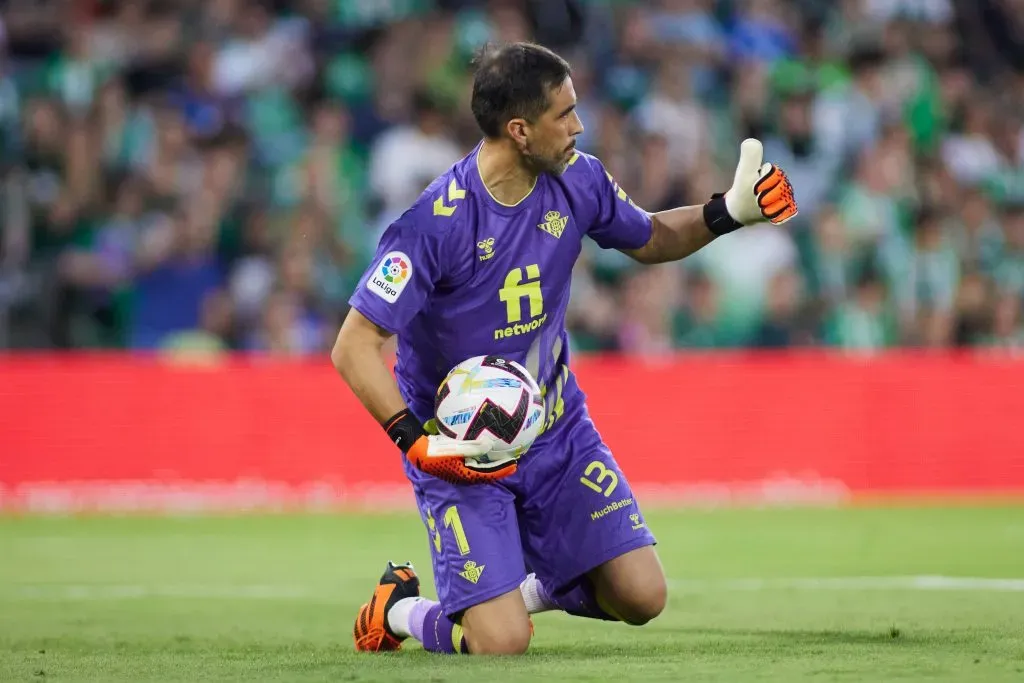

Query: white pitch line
[
  {"left": 669, "top": 576, "right": 1024, "bottom": 592},
  {"left": 5, "top": 584, "right": 324, "bottom": 601}
]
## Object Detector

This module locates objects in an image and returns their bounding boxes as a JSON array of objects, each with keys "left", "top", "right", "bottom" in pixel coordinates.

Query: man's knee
[
  {"left": 460, "top": 588, "right": 532, "bottom": 655},
  {"left": 615, "top": 573, "right": 667, "bottom": 626},
  {"left": 590, "top": 546, "right": 668, "bottom": 626},
  {"left": 463, "top": 619, "right": 531, "bottom": 655}
]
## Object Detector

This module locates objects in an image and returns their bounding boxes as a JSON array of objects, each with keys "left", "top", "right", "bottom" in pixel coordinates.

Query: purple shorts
[{"left": 404, "top": 399, "right": 657, "bottom": 618}]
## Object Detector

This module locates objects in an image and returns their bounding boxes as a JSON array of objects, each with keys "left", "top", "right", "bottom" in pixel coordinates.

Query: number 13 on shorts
[{"left": 580, "top": 460, "right": 619, "bottom": 497}]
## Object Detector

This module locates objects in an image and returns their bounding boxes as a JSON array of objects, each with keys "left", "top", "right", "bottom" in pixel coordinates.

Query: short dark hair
[{"left": 470, "top": 42, "right": 572, "bottom": 139}]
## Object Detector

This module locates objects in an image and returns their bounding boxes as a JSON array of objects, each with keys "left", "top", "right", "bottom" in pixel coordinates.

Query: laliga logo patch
[
  {"left": 368, "top": 251, "right": 412, "bottom": 303},
  {"left": 381, "top": 256, "right": 409, "bottom": 284}
]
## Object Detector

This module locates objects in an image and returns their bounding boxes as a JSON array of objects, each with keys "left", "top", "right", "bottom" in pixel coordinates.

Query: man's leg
[
  {"left": 384, "top": 575, "right": 532, "bottom": 655},
  {"left": 354, "top": 466, "right": 533, "bottom": 655},
  {"left": 585, "top": 545, "right": 667, "bottom": 625},
  {"left": 515, "top": 403, "right": 665, "bottom": 625},
  {"left": 458, "top": 588, "right": 532, "bottom": 654},
  {"left": 517, "top": 547, "right": 667, "bottom": 625}
]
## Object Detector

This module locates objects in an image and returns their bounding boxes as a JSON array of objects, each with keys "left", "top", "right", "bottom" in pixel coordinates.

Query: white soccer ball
[{"left": 434, "top": 355, "right": 545, "bottom": 468}]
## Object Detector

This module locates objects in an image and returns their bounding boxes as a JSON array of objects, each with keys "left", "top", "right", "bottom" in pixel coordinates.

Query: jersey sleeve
[
  {"left": 583, "top": 155, "right": 654, "bottom": 250},
  {"left": 347, "top": 212, "right": 449, "bottom": 335}
]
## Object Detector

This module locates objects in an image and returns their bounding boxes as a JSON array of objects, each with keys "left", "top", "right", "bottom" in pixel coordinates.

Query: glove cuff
[
  {"left": 382, "top": 408, "right": 426, "bottom": 454},
  {"left": 703, "top": 193, "right": 743, "bottom": 236}
]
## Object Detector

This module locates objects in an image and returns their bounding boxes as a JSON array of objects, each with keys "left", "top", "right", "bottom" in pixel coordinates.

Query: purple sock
[
  {"left": 547, "top": 579, "right": 618, "bottom": 622},
  {"left": 411, "top": 601, "right": 468, "bottom": 654}
]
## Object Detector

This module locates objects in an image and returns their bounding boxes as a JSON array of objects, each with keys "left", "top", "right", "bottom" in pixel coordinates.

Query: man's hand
[
  {"left": 724, "top": 138, "right": 798, "bottom": 226},
  {"left": 405, "top": 433, "right": 517, "bottom": 485},
  {"left": 628, "top": 137, "right": 801, "bottom": 263},
  {"left": 383, "top": 407, "right": 514, "bottom": 485},
  {"left": 703, "top": 139, "right": 798, "bottom": 236}
]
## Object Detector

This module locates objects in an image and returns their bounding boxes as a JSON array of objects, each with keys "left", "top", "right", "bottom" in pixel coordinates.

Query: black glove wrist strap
[
  {"left": 382, "top": 408, "right": 425, "bottom": 454},
  {"left": 703, "top": 193, "right": 743, "bottom": 236}
]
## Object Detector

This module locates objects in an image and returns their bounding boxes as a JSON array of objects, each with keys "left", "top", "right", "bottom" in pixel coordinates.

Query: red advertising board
[{"left": 2, "top": 353, "right": 1023, "bottom": 512}]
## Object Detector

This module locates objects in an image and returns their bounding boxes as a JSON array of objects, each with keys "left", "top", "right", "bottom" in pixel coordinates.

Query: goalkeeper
[{"left": 334, "top": 42, "right": 797, "bottom": 655}]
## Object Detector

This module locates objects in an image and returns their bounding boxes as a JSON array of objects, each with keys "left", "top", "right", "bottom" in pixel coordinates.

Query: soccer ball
[{"left": 434, "top": 355, "right": 545, "bottom": 468}]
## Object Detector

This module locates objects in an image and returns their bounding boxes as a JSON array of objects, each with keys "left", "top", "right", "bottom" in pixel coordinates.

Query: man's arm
[
  {"left": 623, "top": 205, "right": 716, "bottom": 265},
  {"left": 330, "top": 307, "right": 513, "bottom": 483},
  {"left": 622, "top": 139, "right": 798, "bottom": 265},
  {"left": 330, "top": 308, "right": 406, "bottom": 423}
]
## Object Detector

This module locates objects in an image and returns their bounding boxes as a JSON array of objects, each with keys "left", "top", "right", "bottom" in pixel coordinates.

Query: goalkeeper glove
[
  {"left": 383, "top": 409, "right": 516, "bottom": 485},
  {"left": 703, "top": 138, "right": 798, "bottom": 235}
]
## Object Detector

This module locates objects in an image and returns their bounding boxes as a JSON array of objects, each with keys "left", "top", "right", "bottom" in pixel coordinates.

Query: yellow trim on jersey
[{"left": 475, "top": 152, "right": 537, "bottom": 207}]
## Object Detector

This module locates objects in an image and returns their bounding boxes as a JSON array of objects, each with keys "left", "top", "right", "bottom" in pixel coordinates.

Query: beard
[{"left": 522, "top": 140, "right": 572, "bottom": 176}]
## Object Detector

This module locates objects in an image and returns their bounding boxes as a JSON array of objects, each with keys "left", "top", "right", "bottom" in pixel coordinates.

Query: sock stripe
[
  {"left": 595, "top": 591, "right": 626, "bottom": 622},
  {"left": 451, "top": 624, "right": 465, "bottom": 653}
]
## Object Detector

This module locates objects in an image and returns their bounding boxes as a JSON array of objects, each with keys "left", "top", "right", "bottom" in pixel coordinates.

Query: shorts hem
[
  {"left": 440, "top": 572, "right": 528, "bottom": 620},
  {"left": 549, "top": 533, "right": 657, "bottom": 594}
]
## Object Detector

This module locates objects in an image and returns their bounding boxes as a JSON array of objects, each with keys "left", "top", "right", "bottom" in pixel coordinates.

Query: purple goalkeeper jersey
[{"left": 348, "top": 143, "right": 652, "bottom": 430}]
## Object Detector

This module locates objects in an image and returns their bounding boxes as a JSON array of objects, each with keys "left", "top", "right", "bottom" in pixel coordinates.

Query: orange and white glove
[
  {"left": 384, "top": 409, "right": 516, "bottom": 485},
  {"left": 704, "top": 138, "right": 798, "bottom": 235}
]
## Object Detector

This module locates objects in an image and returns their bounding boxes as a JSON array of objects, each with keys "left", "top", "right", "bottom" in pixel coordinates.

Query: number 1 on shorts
[{"left": 443, "top": 506, "right": 471, "bottom": 556}]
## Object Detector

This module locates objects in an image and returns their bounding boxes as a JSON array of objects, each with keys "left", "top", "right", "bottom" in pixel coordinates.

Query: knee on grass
[
  {"left": 464, "top": 618, "right": 532, "bottom": 655},
  {"left": 606, "top": 575, "right": 668, "bottom": 626}
]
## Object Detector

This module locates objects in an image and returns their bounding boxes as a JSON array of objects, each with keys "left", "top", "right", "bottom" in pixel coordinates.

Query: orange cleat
[{"left": 353, "top": 562, "right": 421, "bottom": 652}]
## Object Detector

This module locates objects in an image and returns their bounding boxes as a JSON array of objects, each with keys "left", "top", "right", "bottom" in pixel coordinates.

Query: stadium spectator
[{"left": 0, "top": 0, "right": 1022, "bottom": 356}]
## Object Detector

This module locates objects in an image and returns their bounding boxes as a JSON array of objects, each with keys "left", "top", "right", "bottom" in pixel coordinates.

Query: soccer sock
[
  {"left": 519, "top": 573, "right": 557, "bottom": 614},
  {"left": 392, "top": 598, "right": 468, "bottom": 654},
  {"left": 386, "top": 596, "right": 429, "bottom": 638}
]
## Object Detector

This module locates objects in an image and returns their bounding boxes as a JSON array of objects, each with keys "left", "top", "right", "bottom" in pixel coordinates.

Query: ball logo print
[
  {"left": 465, "top": 389, "right": 531, "bottom": 443},
  {"left": 367, "top": 251, "right": 413, "bottom": 303},
  {"left": 482, "top": 355, "right": 531, "bottom": 383}
]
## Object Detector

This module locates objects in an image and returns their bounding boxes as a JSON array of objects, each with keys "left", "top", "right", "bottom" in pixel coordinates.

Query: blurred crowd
[{"left": 1, "top": 0, "right": 1023, "bottom": 356}]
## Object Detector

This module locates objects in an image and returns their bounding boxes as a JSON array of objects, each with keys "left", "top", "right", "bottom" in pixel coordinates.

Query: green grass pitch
[{"left": 2, "top": 506, "right": 1023, "bottom": 682}]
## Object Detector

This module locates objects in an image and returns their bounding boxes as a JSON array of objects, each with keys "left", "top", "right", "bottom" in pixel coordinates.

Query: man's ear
[{"left": 506, "top": 117, "right": 529, "bottom": 150}]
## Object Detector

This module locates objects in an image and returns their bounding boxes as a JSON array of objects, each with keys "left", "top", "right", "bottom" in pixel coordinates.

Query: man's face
[{"left": 518, "top": 77, "right": 584, "bottom": 175}]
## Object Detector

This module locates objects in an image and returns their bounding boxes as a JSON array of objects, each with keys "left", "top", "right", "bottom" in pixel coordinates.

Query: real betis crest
[
  {"left": 538, "top": 210, "right": 569, "bottom": 239},
  {"left": 458, "top": 561, "right": 486, "bottom": 584}
]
